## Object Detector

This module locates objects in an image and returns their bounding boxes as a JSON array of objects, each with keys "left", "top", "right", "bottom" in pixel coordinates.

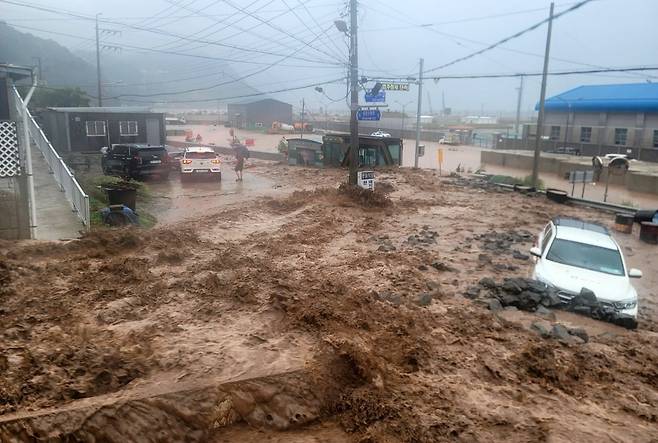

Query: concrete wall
[
  {"left": 528, "top": 110, "right": 658, "bottom": 150},
  {"left": 481, "top": 150, "right": 658, "bottom": 195}
]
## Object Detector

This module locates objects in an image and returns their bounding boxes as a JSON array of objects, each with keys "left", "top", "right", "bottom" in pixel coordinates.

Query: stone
[
  {"left": 540, "top": 291, "right": 562, "bottom": 307},
  {"left": 427, "top": 281, "right": 441, "bottom": 291},
  {"left": 535, "top": 305, "right": 556, "bottom": 321},
  {"left": 502, "top": 279, "right": 525, "bottom": 294},
  {"left": 464, "top": 286, "right": 481, "bottom": 299},
  {"left": 530, "top": 321, "right": 551, "bottom": 338},
  {"left": 550, "top": 324, "right": 572, "bottom": 342},
  {"left": 571, "top": 305, "right": 592, "bottom": 316},
  {"left": 478, "top": 277, "right": 496, "bottom": 289},
  {"left": 487, "top": 299, "right": 503, "bottom": 312},
  {"left": 416, "top": 292, "right": 433, "bottom": 307},
  {"left": 512, "top": 250, "right": 530, "bottom": 261},
  {"left": 567, "top": 327, "right": 589, "bottom": 343},
  {"left": 418, "top": 264, "right": 429, "bottom": 271},
  {"left": 431, "top": 261, "right": 455, "bottom": 272},
  {"left": 571, "top": 288, "right": 598, "bottom": 307},
  {"left": 478, "top": 254, "right": 491, "bottom": 263},
  {"left": 377, "top": 291, "right": 401, "bottom": 306}
]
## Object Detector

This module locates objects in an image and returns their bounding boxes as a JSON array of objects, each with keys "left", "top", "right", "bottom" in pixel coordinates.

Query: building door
[{"left": 146, "top": 118, "right": 160, "bottom": 145}]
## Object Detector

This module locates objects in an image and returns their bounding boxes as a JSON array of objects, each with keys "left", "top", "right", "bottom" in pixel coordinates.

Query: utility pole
[
  {"left": 531, "top": 2, "right": 554, "bottom": 188},
  {"left": 300, "top": 98, "right": 305, "bottom": 139},
  {"left": 515, "top": 75, "right": 524, "bottom": 139},
  {"left": 348, "top": 0, "right": 359, "bottom": 184},
  {"left": 95, "top": 13, "right": 102, "bottom": 106},
  {"left": 414, "top": 57, "right": 423, "bottom": 168}
]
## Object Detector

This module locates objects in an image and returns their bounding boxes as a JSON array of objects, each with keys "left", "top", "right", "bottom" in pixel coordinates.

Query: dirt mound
[
  {"left": 337, "top": 183, "right": 391, "bottom": 208},
  {"left": 0, "top": 326, "right": 150, "bottom": 414}
]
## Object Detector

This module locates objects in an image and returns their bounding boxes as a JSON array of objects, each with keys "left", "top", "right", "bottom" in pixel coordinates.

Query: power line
[
  {"left": 215, "top": 0, "right": 344, "bottom": 62},
  {"left": 111, "top": 76, "right": 348, "bottom": 104},
  {"left": 367, "top": 66, "right": 658, "bottom": 82},
  {"left": 107, "top": 22, "right": 344, "bottom": 99},
  {"left": 422, "top": 0, "right": 594, "bottom": 75},
  {"left": 5, "top": 21, "right": 343, "bottom": 67},
  {"left": 279, "top": 0, "right": 344, "bottom": 61},
  {"left": 0, "top": 0, "right": 343, "bottom": 65}
]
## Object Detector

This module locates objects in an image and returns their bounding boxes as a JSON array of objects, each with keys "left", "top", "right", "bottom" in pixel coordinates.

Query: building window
[
  {"left": 614, "top": 128, "right": 628, "bottom": 145},
  {"left": 580, "top": 127, "right": 592, "bottom": 143},
  {"left": 549, "top": 126, "right": 561, "bottom": 140},
  {"left": 85, "top": 120, "right": 106, "bottom": 137},
  {"left": 653, "top": 130, "right": 658, "bottom": 148},
  {"left": 119, "top": 121, "right": 138, "bottom": 136}
]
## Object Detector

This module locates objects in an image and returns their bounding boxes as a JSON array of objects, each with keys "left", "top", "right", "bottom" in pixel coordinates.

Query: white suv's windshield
[{"left": 546, "top": 239, "right": 625, "bottom": 276}]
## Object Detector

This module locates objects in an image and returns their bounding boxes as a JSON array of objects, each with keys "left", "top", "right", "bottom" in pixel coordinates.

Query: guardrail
[{"left": 12, "top": 87, "right": 90, "bottom": 229}]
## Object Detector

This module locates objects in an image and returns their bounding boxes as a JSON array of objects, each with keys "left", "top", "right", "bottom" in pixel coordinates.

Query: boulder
[
  {"left": 571, "top": 288, "right": 598, "bottom": 307},
  {"left": 487, "top": 299, "right": 503, "bottom": 312},
  {"left": 567, "top": 327, "right": 589, "bottom": 343},
  {"left": 416, "top": 292, "right": 433, "bottom": 307},
  {"left": 530, "top": 321, "right": 551, "bottom": 338},
  {"left": 535, "top": 305, "right": 556, "bottom": 321},
  {"left": 550, "top": 324, "right": 572, "bottom": 342},
  {"left": 478, "top": 277, "right": 497, "bottom": 289}
]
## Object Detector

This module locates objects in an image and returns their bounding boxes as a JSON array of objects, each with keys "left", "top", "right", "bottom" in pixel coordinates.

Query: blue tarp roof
[{"left": 538, "top": 83, "right": 658, "bottom": 112}]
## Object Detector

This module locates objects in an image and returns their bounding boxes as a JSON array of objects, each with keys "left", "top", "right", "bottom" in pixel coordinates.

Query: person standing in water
[{"left": 234, "top": 144, "right": 245, "bottom": 181}]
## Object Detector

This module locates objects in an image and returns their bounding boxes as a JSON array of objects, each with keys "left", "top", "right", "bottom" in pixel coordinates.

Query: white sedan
[
  {"left": 180, "top": 146, "right": 222, "bottom": 180},
  {"left": 530, "top": 217, "right": 641, "bottom": 319},
  {"left": 370, "top": 130, "right": 391, "bottom": 137}
]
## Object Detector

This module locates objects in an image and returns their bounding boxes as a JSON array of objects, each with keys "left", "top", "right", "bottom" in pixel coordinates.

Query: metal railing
[{"left": 12, "top": 87, "right": 90, "bottom": 229}]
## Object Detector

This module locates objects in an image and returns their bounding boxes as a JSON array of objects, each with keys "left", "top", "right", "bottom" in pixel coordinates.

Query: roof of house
[
  {"left": 227, "top": 98, "right": 292, "bottom": 107},
  {"left": 540, "top": 83, "right": 658, "bottom": 113},
  {"left": 48, "top": 107, "right": 155, "bottom": 113}
]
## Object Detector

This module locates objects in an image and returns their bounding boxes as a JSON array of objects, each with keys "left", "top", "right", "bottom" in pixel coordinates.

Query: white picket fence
[{"left": 12, "top": 86, "right": 90, "bottom": 229}]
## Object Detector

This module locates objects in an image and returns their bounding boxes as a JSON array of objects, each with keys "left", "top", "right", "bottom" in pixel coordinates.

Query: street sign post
[
  {"left": 357, "top": 109, "right": 381, "bottom": 121},
  {"left": 381, "top": 82, "right": 410, "bottom": 91},
  {"left": 437, "top": 148, "right": 444, "bottom": 176},
  {"left": 364, "top": 91, "right": 386, "bottom": 102},
  {"left": 569, "top": 170, "right": 594, "bottom": 198}
]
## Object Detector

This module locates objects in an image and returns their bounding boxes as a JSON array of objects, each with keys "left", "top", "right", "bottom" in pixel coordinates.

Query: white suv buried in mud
[
  {"left": 180, "top": 146, "right": 221, "bottom": 180},
  {"left": 530, "top": 217, "right": 642, "bottom": 319}
]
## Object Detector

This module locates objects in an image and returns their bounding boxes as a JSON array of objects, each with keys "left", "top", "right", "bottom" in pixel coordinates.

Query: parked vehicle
[
  {"left": 530, "top": 217, "right": 641, "bottom": 319},
  {"left": 370, "top": 130, "right": 391, "bottom": 137},
  {"left": 101, "top": 144, "right": 170, "bottom": 180},
  {"left": 180, "top": 146, "right": 221, "bottom": 180}
]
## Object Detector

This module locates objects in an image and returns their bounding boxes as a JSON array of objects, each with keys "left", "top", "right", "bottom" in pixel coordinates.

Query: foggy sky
[{"left": 2, "top": 0, "right": 657, "bottom": 114}]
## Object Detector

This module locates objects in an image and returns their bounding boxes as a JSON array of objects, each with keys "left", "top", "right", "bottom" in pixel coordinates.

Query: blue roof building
[
  {"left": 525, "top": 82, "right": 658, "bottom": 157},
  {"left": 541, "top": 83, "right": 658, "bottom": 113}
]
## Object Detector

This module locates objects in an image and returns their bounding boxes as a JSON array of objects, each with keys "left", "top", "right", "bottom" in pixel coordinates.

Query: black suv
[{"left": 101, "top": 144, "right": 170, "bottom": 179}]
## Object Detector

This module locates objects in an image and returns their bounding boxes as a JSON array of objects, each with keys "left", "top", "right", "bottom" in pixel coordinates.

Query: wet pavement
[{"left": 146, "top": 169, "right": 278, "bottom": 225}]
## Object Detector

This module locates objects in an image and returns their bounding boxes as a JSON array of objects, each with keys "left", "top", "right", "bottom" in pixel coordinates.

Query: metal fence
[{"left": 12, "top": 87, "right": 90, "bottom": 229}]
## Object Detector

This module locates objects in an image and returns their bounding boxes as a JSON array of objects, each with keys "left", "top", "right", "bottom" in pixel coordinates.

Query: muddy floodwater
[{"left": 1, "top": 166, "right": 657, "bottom": 441}]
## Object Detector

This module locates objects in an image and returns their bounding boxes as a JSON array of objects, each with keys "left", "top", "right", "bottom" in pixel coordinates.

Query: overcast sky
[{"left": 2, "top": 0, "right": 657, "bottom": 114}]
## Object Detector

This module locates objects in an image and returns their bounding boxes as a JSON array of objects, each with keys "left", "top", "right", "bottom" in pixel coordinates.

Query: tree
[{"left": 24, "top": 87, "right": 91, "bottom": 109}]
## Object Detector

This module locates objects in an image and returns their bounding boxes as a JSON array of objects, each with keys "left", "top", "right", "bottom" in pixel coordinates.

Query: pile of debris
[
  {"left": 405, "top": 226, "right": 438, "bottom": 247},
  {"left": 473, "top": 230, "right": 533, "bottom": 256},
  {"left": 467, "top": 277, "right": 638, "bottom": 330}
]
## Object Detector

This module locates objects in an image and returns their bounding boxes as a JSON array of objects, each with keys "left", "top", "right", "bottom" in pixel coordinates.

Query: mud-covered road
[{"left": 1, "top": 165, "right": 657, "bottom": 442}]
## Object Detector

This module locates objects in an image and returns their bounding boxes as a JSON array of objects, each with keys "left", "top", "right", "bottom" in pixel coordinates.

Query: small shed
[
  {"left": 39, "top": 107, "right": 166, "bottom": 153},
  {"left": 227, "top": 98, "right": 293, "bottom": 130},
  {"left": 322, "top": 134, "right": 403, "bottom": 168},
  {"left": 287, "top": 138, "right": 323, "bottom": 167}
]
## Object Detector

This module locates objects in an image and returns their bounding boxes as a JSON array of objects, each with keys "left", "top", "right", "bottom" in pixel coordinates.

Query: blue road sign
[
  {"left": 364, "top": 90, "right": 385, "bottom": 103},
  {"left": 357, "top": 109, "right": 381, "bottom": 121}
]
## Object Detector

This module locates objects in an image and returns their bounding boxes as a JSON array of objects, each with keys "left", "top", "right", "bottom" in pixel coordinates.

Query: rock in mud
[
  {"left": 567, "top": 327, "right": 589, "bottom": 343},
  {"left": 478, "top": 277, "right": 496, "bottom": 289},
  {"left": 377, "top": 291, "right": 402, "bottom": 306},
  {"left": 530, "top": 321, "right": 551, "bottom": 338},
  {"left": 431, "top": 261, "right": 455, "bottom": 272},
  {"left": 550, "top": 324, "right": 574, "bottom": 343},
  {"left": 512, "top": 250, "right": 530, "bottom": 261},
  {"left": 535, "top": 305, "right": 556, "bottom": 321},
  {"left": 487, "top": 299, "right": 503, "bottom": 312},
  {"left": 464, "top": 286, "right": 481, "bottom": 299},
  {"left": 415, "top": 292, "right": 433, "bottom": 307}
]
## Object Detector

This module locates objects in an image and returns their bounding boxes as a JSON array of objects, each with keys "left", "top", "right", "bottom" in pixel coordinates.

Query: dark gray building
[
  {"left": 227, "top": 98, "right": 292, "bottom": 130},
  {"left": 39, "top": 107, "right": 166, "bottom": 153}
]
